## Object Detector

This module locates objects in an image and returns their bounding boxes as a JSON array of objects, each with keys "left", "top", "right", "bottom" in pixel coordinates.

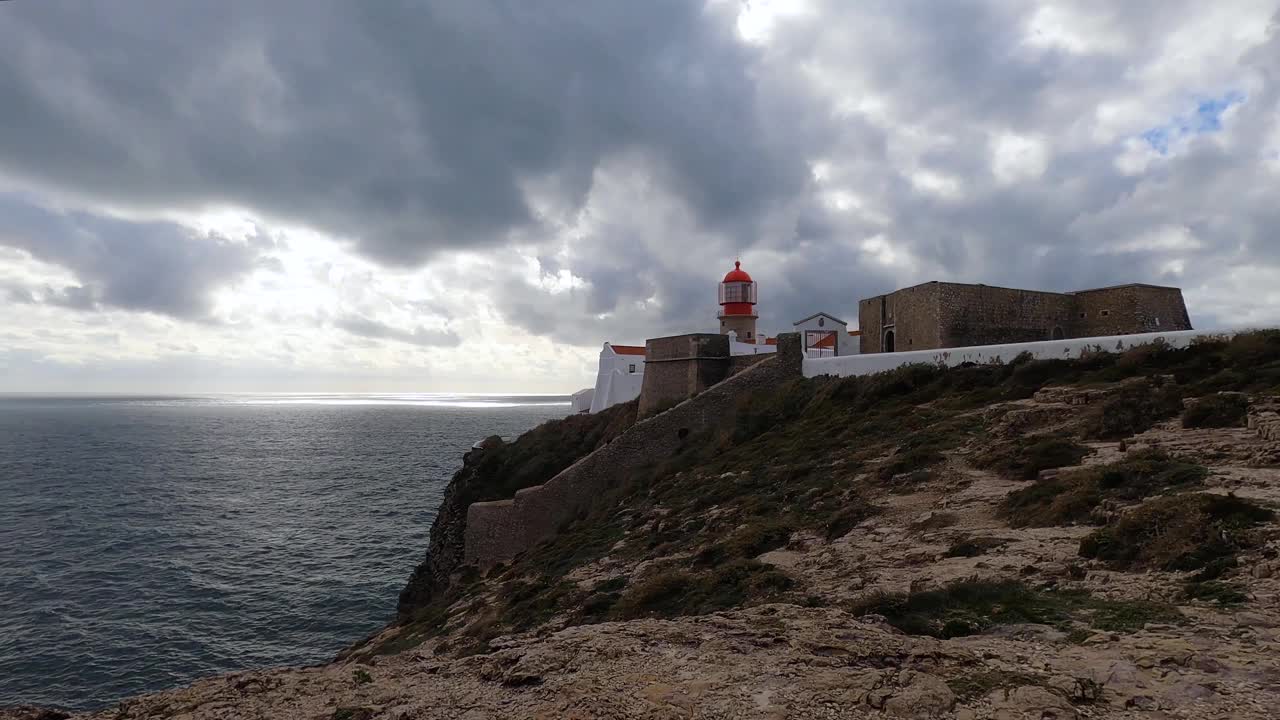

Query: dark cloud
[
  {"left": 0, "top": 0, "right": 1277, "bottom": 359},
  {"left": 0, "top": 194, "right": 263, "bottom": 318},
  {"left": 335, "top": 315, "right": 461, "bottom": 348},
  {"left": 0, "top": 0, "right": 816, "bottom": 266}
]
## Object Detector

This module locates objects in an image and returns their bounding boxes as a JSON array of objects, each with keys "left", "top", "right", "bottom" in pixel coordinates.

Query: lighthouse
[{"left": 718, "top": 261, "right": 759, "bottom": 342}]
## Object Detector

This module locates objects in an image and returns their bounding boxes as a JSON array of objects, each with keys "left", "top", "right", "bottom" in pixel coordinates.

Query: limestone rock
[
  {"left": 988, "top": 685, "right": 1077, "bottom": 719},
  {"left": 882, "top": 672, "right": 956, "bottom": 718}
]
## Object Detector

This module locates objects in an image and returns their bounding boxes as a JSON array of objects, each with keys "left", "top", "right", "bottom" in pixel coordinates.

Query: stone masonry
[
  {"left": 859, "top": 281, "right": 1191, "bottom": 354},
  {"left": 464, "top": 333, "right": 804, "bottom": 568},
  {"left": 636, "top": 333, "right": 732, "bottom": 417}
]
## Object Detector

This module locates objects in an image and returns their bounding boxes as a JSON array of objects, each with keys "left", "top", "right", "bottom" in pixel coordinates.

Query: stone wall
[
  {"left": 464, "top": 333, "right": 804, "bottom": 568},
  {"left": 860, "top": 281, "right": 1192, "bottom": 353},
  {"left": 858, "top": 282, "right": 941, "bottom": 353},
  {"left": 636, "top": 333, "right": 732, "bottom": 417},
  {"left": 938, "top": 284, "right": 1075, "bottom": 347},
  {"left": 1073, "top": 285, "right": 1192, "bottom": 337},
  {"left": 729, "top": 353, "right": 773, "bottom": 375}
]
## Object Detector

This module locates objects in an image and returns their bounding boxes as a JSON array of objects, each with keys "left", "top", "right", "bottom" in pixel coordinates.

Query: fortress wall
[
  {"left": 1073, "top": 286, "right": 1192, "bottom": 337},
  {"left": 636, "top": 333, "right": 732, "bottom": 417},
  {"left": 937, "top": 284, "right": 1075, "bottom": 347},
  {"left": 804, "top": 328, "right": 1236, "bottom": 379},
  {"left": 729, "top": 353, "right": 773, "bottom": 375},
  {"left": 858, "top": 283, "right": 942, "bottom": 353},
  {"left": 464, "top": 334, "right": 804, "bottom": 567}
]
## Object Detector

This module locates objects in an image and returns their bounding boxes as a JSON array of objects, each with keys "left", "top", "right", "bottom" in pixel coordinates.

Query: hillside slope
[{"left": 14, "top": 331, "right": 1280, "bottom": 720}]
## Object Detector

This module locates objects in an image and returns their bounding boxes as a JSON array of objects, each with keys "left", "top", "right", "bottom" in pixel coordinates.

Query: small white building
[
  {"left": 588, "top": 342, "right": 646, "bottom": 414},
  {"left": 793, "top": 312, "right": 861, "bottom": 358}
]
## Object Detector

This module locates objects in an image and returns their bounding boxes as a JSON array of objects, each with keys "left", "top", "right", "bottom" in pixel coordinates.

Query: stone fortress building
[
  {"left": 858, "top": 281, "right": 1192, "bottom": 354},
  {"left": 576, "top": 265, "right": 1193, "bottom": 416}
]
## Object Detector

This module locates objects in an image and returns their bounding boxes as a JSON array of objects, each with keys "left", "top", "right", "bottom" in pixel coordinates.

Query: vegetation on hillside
[
  {"left": 1182, "top": 393, "right": 1250, "bottom": 429},
  {"left": 381, "top": 331, "right": 1280, "bottom": 657},
  {"left": 459, "top": 399, "right": 638, "bottom": 506},
  {"left": 849, "top": 578, "right": 1181, "bottom": 639},
  {"left": 1000, "top": 449, "right": 1209, "bottom": 527}
]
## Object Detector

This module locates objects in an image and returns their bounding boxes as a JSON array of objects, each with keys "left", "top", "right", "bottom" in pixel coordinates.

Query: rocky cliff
[
  {"left": 393, "top": 400, "right": 638, "bottom": 619},
  {"left": 9, "top": 330, "right": 1280, "bottom": 720}
]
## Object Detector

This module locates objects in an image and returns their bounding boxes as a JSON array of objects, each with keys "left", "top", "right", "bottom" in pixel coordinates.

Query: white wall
[
  {"left": 728, "top": 331, "right": 778, "bottom": 356},
  {"left": 803, "top": 329, "right": 1236, "bottom": 379},
  {"left": 589, "top": 344, "right": 645, "bottom": 413},
  {"left": 570, "top": 388, "right": 595, "bottom": 414}
]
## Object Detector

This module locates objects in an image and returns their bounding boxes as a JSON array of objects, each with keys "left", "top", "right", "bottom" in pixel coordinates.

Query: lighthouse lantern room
[{"left": 718, "top": 261, "right": 759, "bottom": 342}]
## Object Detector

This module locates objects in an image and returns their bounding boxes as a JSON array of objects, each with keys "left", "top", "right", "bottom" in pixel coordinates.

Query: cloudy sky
[{"left": 1, "top": 0, "right": 1277, "bottom": 393}]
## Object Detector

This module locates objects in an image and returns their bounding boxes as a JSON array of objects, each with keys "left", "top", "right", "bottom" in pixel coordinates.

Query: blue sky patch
[{"left": 1141, "top": 91, "right": 1246, "bottom": 154}]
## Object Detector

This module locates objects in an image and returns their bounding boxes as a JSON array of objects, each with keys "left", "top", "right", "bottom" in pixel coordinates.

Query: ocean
[{"left": 0, "top": 393, "right": 568, "bottom": 711}]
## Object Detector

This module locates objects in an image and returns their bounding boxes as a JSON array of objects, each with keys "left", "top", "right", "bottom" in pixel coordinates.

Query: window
[
  {"left": 628, "top": 364, "right": 636, "bottom": 374},
  {"left": 747, "top": 331, "right": 753, "bottom": 339},
  {"left": 818, "top": 317, "right": 825, "bottom": 327},
  {"left": 1078, "top": 312, "right": 1086, "bottom": 319},
  {"left": 1101, "top": 310, "right": 1111, "bottom": 317}
]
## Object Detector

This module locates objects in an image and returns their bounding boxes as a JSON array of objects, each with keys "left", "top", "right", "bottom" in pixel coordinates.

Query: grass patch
[
  {"left": 945, "top": 536, "right": 1007, "bottom": 558},
  {"left": 948, "top": 671, "right": 1046, "bottom": 701},
  {"left": 1183, "top": 580, "right": 1248, "bottom": 606},
  {"left": 849, "top": 578, "right": 1180, "bottom": 639},
  {"left": 612, "top": 560, "right": 795, "bottom": 620},
  {"left": 1079, "top": 493, "right": 1274, "bottom": 571},
  {"left": 1182, "top": 394, "right": 1250, "bottom": 429},
  {"left": 332, "top": 709, "right": 375, "bottom": 720},
  {"left": 972, "top": 436, "right": 1092, "bottom": 480},
  {"left": 1001, "top": 449, "right": 1207, "bottom": 527},
  {"left": 824, "top": 497, "right": 878, "bottom": 541}
]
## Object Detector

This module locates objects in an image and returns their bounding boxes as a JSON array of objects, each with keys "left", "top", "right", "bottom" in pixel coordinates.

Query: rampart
[
  {"left": 464, "top": 333, "right": 804, "bottom": 567},
  {"left": 636, "top": 333, "right": 731, "bottom": 417}
]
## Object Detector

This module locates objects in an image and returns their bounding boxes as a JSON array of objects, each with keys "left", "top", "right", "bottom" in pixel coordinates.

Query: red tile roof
[
  {"left": 764, "top": 337, "right": 778, "bottom": 345},
  {"left": 610, "top": 344, "right": 646, "bottom": 356}
]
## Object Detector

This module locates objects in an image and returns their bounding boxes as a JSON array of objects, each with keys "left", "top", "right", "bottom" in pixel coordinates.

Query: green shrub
[
  {"left": 613, "top": 560, "right": 795, "bottom": 620},
  {"left": 1001, "top": 449, "right": 1206, "bottom": 527},
  {"left": 849, "top": 578, "right": 1180, "bottom": 639},
  {"left": 1182, "top": 394, "right": 1249, "bottom": 428},
  {"left": 973, "top": 436, "right": 1092, "bottom": 479},
  {"left": 351, "top": 669, "right": 372, "bottom": 685},
  {"left": 825, "top": 497, "right": 878, "bottom": 540},
  {"left": 1079, "top": 493, "right": 1273, "bottom": 571},
  {"left": 1081, "top": 382, "right": 1184, "bottom": 440},
  {"left": 1183, "top": 581, "right": 1248, "bottom": 606}
]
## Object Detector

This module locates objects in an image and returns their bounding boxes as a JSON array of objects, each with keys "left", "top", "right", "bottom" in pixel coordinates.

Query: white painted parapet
[
  {"left": 727, "top": 330, "right": 778, "bottom": 356},
  {"left": 803, "top": 329, "right": 1237, "bottom": 379}
]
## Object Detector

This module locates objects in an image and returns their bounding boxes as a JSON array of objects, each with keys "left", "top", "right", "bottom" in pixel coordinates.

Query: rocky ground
[{"left": 7, "top": 344, "right": 1280, "bottom": 720}]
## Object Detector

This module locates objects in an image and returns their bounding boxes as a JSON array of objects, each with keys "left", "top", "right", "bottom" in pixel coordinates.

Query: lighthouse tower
[{"left": 718, "top": 261, "right": 759, "bottom": 342}]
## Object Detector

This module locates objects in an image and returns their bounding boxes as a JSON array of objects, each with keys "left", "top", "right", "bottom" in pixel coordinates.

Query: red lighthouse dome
[
  {"left": 718, "top": 261, "right": 757, "bottom": 317},
  {"left": 722, "top": 261, "right": 753, "bottom": 284}
]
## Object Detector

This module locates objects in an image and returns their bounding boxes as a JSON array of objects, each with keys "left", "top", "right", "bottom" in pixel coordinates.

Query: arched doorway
[
  {"left": 1051, "top": 326, "right": 1065, "bottom": 340},
  {"left": 884, "top": 329, "right": 896, "bottom": 353}
]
